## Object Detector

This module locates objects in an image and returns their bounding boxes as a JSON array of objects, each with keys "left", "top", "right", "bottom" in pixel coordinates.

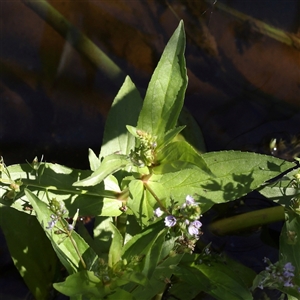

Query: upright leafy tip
[{"left": 137, "top": 20, "right": 187, "bottom": 141}]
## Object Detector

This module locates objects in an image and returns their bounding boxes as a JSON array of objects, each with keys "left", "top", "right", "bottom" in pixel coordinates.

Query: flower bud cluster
[
  {"left": 257, "top": 258, "right": 300, "bottom": 294},
  {"left": 129, "top": 130, "right": 157, "bottom": 167},
  {"left": 154, "top": 195, "right": 202, "bottom": 253},
  {"left": 46, "top": 198, "right": 68, "bottom": 230},
  {"left": 49, "top": 198, "right": 68, "bottom": 217}
]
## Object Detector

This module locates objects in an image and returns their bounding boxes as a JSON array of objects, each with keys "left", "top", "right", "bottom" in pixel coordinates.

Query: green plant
[{"left": 0, "top": 21, "right": 299, "bottom": 300}]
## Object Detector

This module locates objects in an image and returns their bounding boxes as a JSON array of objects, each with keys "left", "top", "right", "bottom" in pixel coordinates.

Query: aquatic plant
[{"left": 0, "top": 21, "right": 299, "bottom": 300}]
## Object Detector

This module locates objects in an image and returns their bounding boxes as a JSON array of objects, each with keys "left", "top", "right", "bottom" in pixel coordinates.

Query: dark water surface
[{"left": 1, "top": 0, "right": 300, "bottom": 299}]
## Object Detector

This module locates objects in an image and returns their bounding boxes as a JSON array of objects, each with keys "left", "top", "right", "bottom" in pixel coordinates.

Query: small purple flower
[
  {"left": 46, "top": 214, "right": 58, "bottom": 230},
  {"left": 188, "top": 220, "right": 202, "bottom": 237},
  {"left": 283, "top": 270, "right": 294, "bottom": 278},
  {"left": 283, "top": 262, "right": 295, "bottom": 278},
  {"left": 283, "top": 279, "right": 294, "bottom": 287},
  {"left": 46, "top": 219, "right": 57, "bottom": 230},
  {"left": 185, "top": 195, "right": 195, "bottom": 205},
  {"left": 192, "top": 220, "right": 202, "bottom": 228},
  {"left": 283, "top": 262, "right": 295, "bottom": 273},
  {"left": 164, "top": 215, "right": 177, "bottom": 227},
  {"left": 154, "top": 207, "right": 164, "bottom": 218}
]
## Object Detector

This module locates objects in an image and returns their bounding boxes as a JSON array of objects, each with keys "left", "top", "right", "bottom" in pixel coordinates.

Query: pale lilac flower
[
  {"left": 46, "top": 214, "right": 58, "bottom": 230},
  {"left": 282, "top": 262, "right": 295, "bottom": 288},
  {"left": 164, "top": 215, "right": 177, "bottom": 227},
  {"left": 283, "top": 262, "right": 295, "bottom": 273},
  {"left": 154, "top": 207, "right": 164, "bottom": 218},
  {"left": 188, "top": 220, "right": 202, "bottom": 237},
  {"left": 185, "top": 195, "right": 195, "bottom": 205},
  {"left": 46, "top": 219, "right": 57, "bottom": 230},
  {"left": 283, "top": 270, "right": 295, "bottom": 278},
  {"left": 284, "top": 278, "right": 294, "bottom": 287}
]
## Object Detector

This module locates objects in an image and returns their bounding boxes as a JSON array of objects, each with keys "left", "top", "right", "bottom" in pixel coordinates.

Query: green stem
[
  {"left": 209, "top": 206, "right": 285, "bottom": 236},
  {"left": 22, "top": 0, "right": 126, "bottom": 86},
  {"left": 143, "top": 182, "right": 170, "bottom": 215},
  {"left": 59, "top": 218, "right": 87, "bottom": 269}
]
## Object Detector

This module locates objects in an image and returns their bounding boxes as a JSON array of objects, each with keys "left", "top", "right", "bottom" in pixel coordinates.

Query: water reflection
[{"left": 1, "top": 0, "right": 300, "bottom": 168}]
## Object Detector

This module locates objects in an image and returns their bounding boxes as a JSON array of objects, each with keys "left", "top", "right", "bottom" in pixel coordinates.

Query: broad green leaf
[
  {"left": 150, "top": 151, "right": 295, "bottom": 213},
  {"left": 53, "top": 270, "right": 147, "bottom": 298},
  {"left": 203, "top": 151, "right": 295, "bottom": 176},
  {"left": 88, "top": 148, "right": 100, "bottom": 171},
  {"left": 137, "top": 21, "right": 187, "bottom": 141},
  {"left": 0, "top": 206, "right": 58, "bottom": 299},
  {"left": 108, "top": 222, "right": 123, "bottom": 268},
  {"left": 25, "top": 189, "right": 98, "bottom": 274},
  {"left": 154, "top": 140, "right": 212, "bottom": 175},
  {"left": 172, "top": 254, "right": 254, "bottom": 300},
  {"left": 127, "top": 179, "right": 167, "bottom": 227},
  {"left": 73, "top": 154, "right": 128, "bottom": 187},
  {"left": 53, "top": 271, "right": 104, "bottom": 298},
  {"left": 100, "top": 76, "right": 143, "bottom": 158}
]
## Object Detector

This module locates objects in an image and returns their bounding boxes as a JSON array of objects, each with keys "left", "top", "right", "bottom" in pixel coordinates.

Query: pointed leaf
[
  {"left": 73, "top": 154, "right": 128, "bottom": 187},
  {"left": 137, "top": 21, "right": 187, "bottom": 139},
  {"left": 157, "top": 126, "right": 186, "bottom": 151},
  {"left": 154, "top": 140, "right": 212, "bottom": 175},
  {"left": 88, "top": 148, "right": 100, "bottom": 171},
  {"left": 108, "top": 222, "right": 123, "bottom": 268},
  {"left": 100, "top": 76, "right": 143, "bottom": 158}
]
